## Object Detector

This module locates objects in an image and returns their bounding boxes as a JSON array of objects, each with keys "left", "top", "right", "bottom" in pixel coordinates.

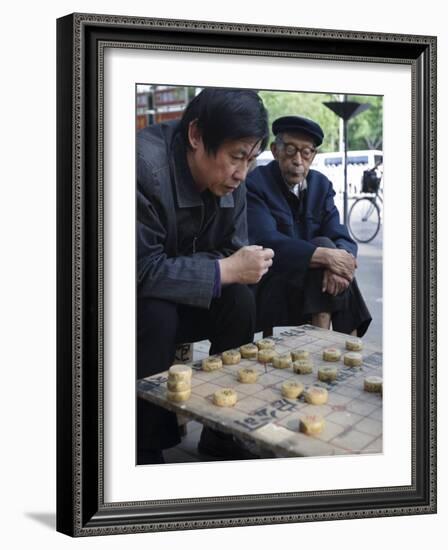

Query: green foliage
[
  {"left": 259, "top": 91, "right": 382, "bottom": 152},
  {"left": 346, "top": 95, "right": 383, "bottom": 150}
]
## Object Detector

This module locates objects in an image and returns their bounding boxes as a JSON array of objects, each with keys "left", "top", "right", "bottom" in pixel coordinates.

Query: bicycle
[{"left": 348, "top": 164, "right": 383, "bottom": 244}]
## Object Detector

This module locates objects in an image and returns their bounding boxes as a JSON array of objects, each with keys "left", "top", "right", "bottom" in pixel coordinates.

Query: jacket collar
[
  {"left": 171, "top": 132, "right": 235, "bottom": 209},
  {"left": 270, "top": 160, "right": 294, "bottom": 200}
]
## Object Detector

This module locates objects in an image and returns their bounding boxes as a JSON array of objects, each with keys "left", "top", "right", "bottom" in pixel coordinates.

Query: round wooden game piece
[
  {"left": 299, "top": 415, "right": 325, "bottom": 435},
  {"left": 167, "top": 379, "right": 191, "bottom": 392},
  {"left": 168, "top": 364, "right": 192, "bottom": 382},
  {"left": 281, "top": 380, "right": 304, "bottom": 399},
  {"left": 345, "top": 337, "right": 363, "bottom": 351},
  {"left": 240, "top": 343, "right": 258, "bottom": 359},
  {"left": 256, "top": 338, "right": 275, "bottom": 350},
  {"left": 322, "top": 347, "right": 341, "bottom": 362},
  {"left": 272, "top": 353, "right": 292, "bottom": 369},
  {"left": 291, "top": 349, "right": 310, "bottom": 361},
  {"left": 258, "top": 349, "right": 277, "bottom": 364},
  {"left": 364, "top": 376, "right": 383, "bottom": 393},
  {"left": 318, "top": 365, "right": 338, "bottom": 382},
  {"left": 344, "top": 352, "right": 363, "bottom": 367},
  {"left": 292, "top": 359, "right": 313, "bottom": 374},
  {"left": 222, "top": 349, "right": 241, "bottom": 365},
  {"left": 304, "top": 386, "right": 328, "bottom": 405},
  {"left": 202, "top": 356, "right": 223, "bottom": 372},
  {"left": 237, "top": 367, "right": 259, "bottom": 384},
  {"left": 166, "top": 388, "right": 191, "bottom": 403},
  {"left": 213, "top": 388, "right": 237, "bottom": 407}
]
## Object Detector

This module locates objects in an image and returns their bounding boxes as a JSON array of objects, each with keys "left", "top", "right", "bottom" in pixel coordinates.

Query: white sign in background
[{"left": 104, "top": 47, "right": 412, "bottom": 502}]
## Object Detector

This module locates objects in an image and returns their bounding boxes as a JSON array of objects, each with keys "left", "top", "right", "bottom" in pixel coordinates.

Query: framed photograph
[{"left": 56, "top": 13, "right": 436, "bottom": 536}]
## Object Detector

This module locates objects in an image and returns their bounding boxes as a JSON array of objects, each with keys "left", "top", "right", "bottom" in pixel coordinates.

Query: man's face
[
  {"left": 271, "top": 132, "right": 317, "bottom": 188},
  {"left": 188, "top": 124, "right": 262, "bottom": 196}
]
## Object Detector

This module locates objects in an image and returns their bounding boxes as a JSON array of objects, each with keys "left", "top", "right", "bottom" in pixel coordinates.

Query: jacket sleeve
[
  {"left": 320, "top": 182, "right": 358, "bottom": 257},
  {"left": 246, "top": 182, "right": 317, "bottom": 276},
  {"left": 137, "top": 154, "right": 218, "bottom": 308}
]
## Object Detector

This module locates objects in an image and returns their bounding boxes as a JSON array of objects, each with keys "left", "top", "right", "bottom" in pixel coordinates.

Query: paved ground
[
  {"left": 356, "top": 226, "right": 383, "bottom": 348},
  {"left": 164, "top": 223, "right": 383, "bottom": 464}
]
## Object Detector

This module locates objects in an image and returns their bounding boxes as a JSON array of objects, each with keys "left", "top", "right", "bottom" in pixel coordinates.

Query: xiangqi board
[{"left": 137, "top": 325, "right": 382, "bottom": 458}]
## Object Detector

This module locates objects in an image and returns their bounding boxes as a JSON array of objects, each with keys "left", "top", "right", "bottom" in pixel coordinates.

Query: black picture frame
[{"left": 56, "top": 12, "right": 437, "bottom": 537}]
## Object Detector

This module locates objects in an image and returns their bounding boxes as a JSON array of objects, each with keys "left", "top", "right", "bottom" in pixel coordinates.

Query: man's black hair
[{"left": 179, "top": 87, "right": 269, "bottom": 154}]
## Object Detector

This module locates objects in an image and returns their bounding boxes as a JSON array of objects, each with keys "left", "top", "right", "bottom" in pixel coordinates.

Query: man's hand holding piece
[{"left": 219, "top": 245, "right": 275, "bottom": 285}]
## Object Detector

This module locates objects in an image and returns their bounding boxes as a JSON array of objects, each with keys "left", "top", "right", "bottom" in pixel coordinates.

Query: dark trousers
[
  {"left": 137, "top": 284, "right": 255, "bottom": 462},
  {"left": 254, "top": 237, "right": 372, "bottom": 337}
]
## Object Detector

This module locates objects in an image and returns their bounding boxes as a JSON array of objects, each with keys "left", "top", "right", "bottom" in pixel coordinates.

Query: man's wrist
[
  {"left": 310, "top": 247, "right": 330, "bottom": 268},
  {"left": 218, "top": 256, "right": 234, "bottom": 285}
]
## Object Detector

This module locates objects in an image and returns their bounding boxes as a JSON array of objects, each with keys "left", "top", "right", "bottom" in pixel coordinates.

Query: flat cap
[{"left": 272, "top": 116, "right": 324, "bottom": 146}]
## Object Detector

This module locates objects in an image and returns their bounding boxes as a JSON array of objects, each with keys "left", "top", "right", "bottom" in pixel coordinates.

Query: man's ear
[
  {"left": 188, "top": 119, "right": 202, "bottom": 150},
  {"left": 270, "top": 142, "right": 279, "bottom": 159}
]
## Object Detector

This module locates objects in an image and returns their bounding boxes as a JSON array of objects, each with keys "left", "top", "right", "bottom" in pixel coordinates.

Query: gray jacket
[{"left": 137, "top": 121, "right": 248, "bottom": 309}]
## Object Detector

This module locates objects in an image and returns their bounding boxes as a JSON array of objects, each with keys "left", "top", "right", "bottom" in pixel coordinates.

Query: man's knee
[
  {"left": 137, "top": 297, "right": 179, "bottom": 339},
  {"left": 220, "top": 284, "right": 256, "bottom": 318},
  {"left": 137, "top": 298, "right": 179, "bottom": 379},
  {"left": 311, "top": 236, "right": 336, "bottom": 249},
  {"left": 214, "top": 284, "right": 256, "bottom": 333},
  {"left": 209, "top": 284, "right": 256, "bottom": 352}
]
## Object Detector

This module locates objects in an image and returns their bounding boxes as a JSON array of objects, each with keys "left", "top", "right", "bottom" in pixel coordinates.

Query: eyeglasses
[{"left": 277, "top": 139, "right": 316, "bottom": 161}]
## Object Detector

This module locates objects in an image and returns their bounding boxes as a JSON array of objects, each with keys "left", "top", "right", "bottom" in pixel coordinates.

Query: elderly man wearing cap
[{"left": 246, "top": 115, "right": 371, "bottom": 336}]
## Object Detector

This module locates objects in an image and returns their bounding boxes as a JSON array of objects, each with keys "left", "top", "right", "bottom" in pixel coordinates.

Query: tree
[
  {"left": 346, "top": 95, "right": 383, "bottom": 150},
  {"left": 259, "top": 91, "right": 338, "bottom": 152},
  {"left": 259, "top": 90, "right": 382, "bottom": 152}
]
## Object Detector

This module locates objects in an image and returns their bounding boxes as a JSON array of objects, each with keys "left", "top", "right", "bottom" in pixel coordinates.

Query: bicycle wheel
[{"left": 348, "top": 197, "right": 381, "bottom": 243}]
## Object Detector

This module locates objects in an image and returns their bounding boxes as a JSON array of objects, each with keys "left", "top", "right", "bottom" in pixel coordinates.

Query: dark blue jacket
[{"left": 246, "top": 161, "right": 357, "bottom": 275}]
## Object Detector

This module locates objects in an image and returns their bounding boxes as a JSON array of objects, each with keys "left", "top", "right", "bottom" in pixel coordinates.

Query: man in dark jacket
[
  {"left": 137, "top": 88, "right": 273, "bottom": 464},
  {"left": 246, "top": 115, "right": 371, "bottom": 336}
]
